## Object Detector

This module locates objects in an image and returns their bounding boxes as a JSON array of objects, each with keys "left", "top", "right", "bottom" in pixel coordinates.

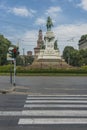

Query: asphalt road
[
  {"left": 1, "top": 76, "right": 87, "bottom": 95},
  {"left": 0, "top": 94, "right": 87, "bottom": 130},
  {"left": 15, "top": 76, "right": 87, "bottom": 95},
  {"left": 0, "top": 76, "right": 87, "bottom": 130}
]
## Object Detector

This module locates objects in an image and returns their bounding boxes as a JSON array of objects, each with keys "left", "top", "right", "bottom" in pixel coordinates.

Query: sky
[{"left": 0, "top": 0, "right": 87, "bottom": 55}]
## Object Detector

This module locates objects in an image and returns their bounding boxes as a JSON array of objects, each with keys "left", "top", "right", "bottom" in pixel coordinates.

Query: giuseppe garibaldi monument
[
  {"left": 32, "top": 16, "right": 69, "bottom": 68},
  {"left": 38, "top": 16, "right": 61, "bottom": 61}
]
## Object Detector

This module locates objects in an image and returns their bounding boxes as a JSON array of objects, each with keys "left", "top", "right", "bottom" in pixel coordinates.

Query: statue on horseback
[{"left": 46, "top": 16, "right": 53, "bottom": 31}]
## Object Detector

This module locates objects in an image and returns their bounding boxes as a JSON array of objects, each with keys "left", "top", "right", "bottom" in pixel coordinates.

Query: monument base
[
  {"left": 37, "top": 49, "right": 61, "bottom": 60},
  {"left": 32, "top": 49, "right": 70, "bottom": 69},
  {"left": 31, "top": 58, "right": 71, "bottom": 69}
]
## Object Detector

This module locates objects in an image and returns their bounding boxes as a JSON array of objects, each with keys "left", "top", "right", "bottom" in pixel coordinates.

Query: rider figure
[{"left": 46, "top": 16, "right": 53, "bottom": 31}]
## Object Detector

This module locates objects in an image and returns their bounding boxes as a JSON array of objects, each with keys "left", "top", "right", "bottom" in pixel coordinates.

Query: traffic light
[
  {"left": 12, "top": 47, "right": 20, "bottom": 58},
  {"left": 7, "top": 47, "right": 20, "bottom": 60},
  {"left": 12, "top": 48, "right": 17, "bottom": 58}
]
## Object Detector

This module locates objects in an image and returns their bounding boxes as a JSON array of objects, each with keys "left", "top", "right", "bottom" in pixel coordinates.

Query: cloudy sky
[{"left": 0, "top": 0, "right": 87, "bottom": 54}]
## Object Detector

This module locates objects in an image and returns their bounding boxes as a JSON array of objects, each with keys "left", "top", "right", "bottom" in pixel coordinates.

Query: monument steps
[{"left": 31, "top": 60, "right": 71, "bottom": 69}]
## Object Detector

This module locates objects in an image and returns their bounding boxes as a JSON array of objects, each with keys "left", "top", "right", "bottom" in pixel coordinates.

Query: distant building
[
  {"left": 34, "top": 29, "right": 44, "bottom": 57},
  {"left": 78, "top": 34, "right": 87, "bottom": 50},
  {"left": 27, "top": 51, "right": 32, "bottom": 56}
]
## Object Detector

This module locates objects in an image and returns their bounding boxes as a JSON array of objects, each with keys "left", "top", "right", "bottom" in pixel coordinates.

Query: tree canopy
[
  {"left": 79, "top": 34, "right": 87, "bottom": 42},
  {"left": 0, "top": 34, "right": 12, "bottom": 65},
  {"left": 63, "top": 46, "right": 87, "bottom": 67}
]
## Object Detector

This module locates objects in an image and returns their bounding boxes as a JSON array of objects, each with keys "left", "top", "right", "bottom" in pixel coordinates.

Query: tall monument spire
[
  {"left": 34, "top": 29, "right": 44, "bottom": 57},
  {"left": 37, "top": 29, "right": 43, "bottom": 48}
]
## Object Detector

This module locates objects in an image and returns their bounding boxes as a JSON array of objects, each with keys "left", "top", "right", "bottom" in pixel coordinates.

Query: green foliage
[
  {"left": 63, "top": 46, "right": 87, "bottom": 67},
  {"left": 80, "top": 34, "right": 87, "bottom": 41},
  {"left": 24, "top": 56, "right": 34, "bottom": 65},
  {"left": 8, "top": 67, "right": 87, "bottom": 74},
  {"left": 0, "top": 65, "right": 87, "bottom": 75},
  {"left": 63, "top": 46, "right": 74, "bottom": 63},
  {"left": 0, "top": 34, "right": 12, "bottom": 65},
  {"left": 0, "top": 64, "right": 14, "bottom": 73},
  {"left": 16, "top": 55, "right": 34, "bottom": 66}
]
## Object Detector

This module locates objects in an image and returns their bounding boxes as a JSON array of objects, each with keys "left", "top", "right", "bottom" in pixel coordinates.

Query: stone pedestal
[
  {"left": 37, "top": 31, "right": 61, "bottom": 61},
  {"left": 38, "top": 49, "right": 61, "bottom": 60}
]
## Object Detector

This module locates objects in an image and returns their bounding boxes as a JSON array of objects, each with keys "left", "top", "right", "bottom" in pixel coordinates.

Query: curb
[{"left": 0, "top": 87, "right": 15, "bottom": 94}]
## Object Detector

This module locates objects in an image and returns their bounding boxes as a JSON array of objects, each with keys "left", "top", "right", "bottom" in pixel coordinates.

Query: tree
[
  {"left": 69, "top": 50, "right": 83, "bottom": 66},
  {"left": 63, "top": 46, "right": 86, "bottom": 67},
  {"left": 79, "top": 49, "right": 87, "bottom": 65},
  {"left": 0, "top": 35, "right": 12, "bottom": 65},
  {"left": 79, "top": 34, "right": 87, "bottom": 42},
  {"left": 63, "top": 46, "right": 74, "bottom": 64},
  {"left": 24, "top": 56, "right": 34, "bottom": 65},
  {"left": 16, "top": 55, "right": 34, "bottom": 66}
]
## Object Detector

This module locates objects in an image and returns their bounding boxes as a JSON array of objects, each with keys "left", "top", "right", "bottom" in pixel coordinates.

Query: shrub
[
  {"left": 0, "top": 65, "right": 14, "bottom": 73},
  {"left": 0, "top": 65, "right": 87, "bottom": 74}
]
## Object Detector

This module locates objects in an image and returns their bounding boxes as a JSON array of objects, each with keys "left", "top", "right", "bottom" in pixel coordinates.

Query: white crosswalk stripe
[
  {"left": 18, "top": 118, "right": 87, "bottom": 125},
  {"left": 21, "top": 110, "right": 87, "bottom": 116},
  {"left": 24, "top": 104, "right": 87, "bottom": 108},
  {"left": 26, "top": 100, "right": 87, "bottom": 103},
  {"left": 18, "top": 95, "right": 87, "bottom": 125},
  {"left": 1, "top": 110, "right": 87, "bottom": 117}
]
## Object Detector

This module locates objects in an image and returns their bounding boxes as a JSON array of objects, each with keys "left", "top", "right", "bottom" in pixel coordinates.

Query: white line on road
[
  {"left": 27, "top": 97, "right": 87, "bottom": 100},
  {"left": 18, "top": 118, "right": 87, "bottom": 125},
  {"left": 0, "top": 111, "right": 22, "bottom": 116},
  {"left": 24, "top": 104, "right": 87, "bottom": 108},
  {"left": 27, "top": 95, "right": 87, "bottom": 97},
  {"left": 0, "top": 110, "right": 87, "bottom": 116},
  {"left": 26, "top": 100, "right": 87, "bottom": 103},
  {"left": 21, "top": 110, "right": 87, "bottom": 116}
]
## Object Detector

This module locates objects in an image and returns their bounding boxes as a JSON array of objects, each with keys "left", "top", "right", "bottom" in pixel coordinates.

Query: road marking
[
  {"left": 24, "top": 104, "right": 87, "bottom": 108},
  {"left": 0, "top": 110, "right": 87, "bottom": 116},
  {"left": 21, "top": 110, "right": 87, "bottom": 116},
  {"left": 27, "top": 95, "right": 87, "bottom": 97},
  {"left": 18, "top": 118, "right": 87, "bottom": 125},
  {"left": 18, "top": 95, "right": 87, "bottom": 125},
  {"left": 27, "top": 97, "right": 87, "bottom": 100},
  {"left": 0, "top": 111, "right": 22, "bottom": 116},
  {"left": 26, "top": 100, "right": 87, "bottom": 103},
  {"left": 44, "top": 88, "right": 87, "bottom": 91}
]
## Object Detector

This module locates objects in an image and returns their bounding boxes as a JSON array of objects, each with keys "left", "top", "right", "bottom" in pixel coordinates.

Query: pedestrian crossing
[{"left": 18, "top": 95, "right": 87, "bottom": 125}]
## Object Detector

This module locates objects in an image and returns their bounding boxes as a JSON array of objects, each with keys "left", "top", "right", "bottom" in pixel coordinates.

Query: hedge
[
  {"left": 0, "top": 65, "right": 87, "bottom": 74},
  {"left": 0, "top": 65, "right": 14, "bottom": 73}
]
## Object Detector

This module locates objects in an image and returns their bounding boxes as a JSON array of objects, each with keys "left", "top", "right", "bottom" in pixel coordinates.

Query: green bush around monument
[
  {"left": 0, "top": 65, "right": 87, "bottom": 75},
  {"left": 0, "top": 65, "right": 14, "bottom": 73},
  {"left": 16, "top": 67, "right": 87, "bottom": 75},
  {"left": 15, "top": 66, "right": 87, "bottom": 74}
]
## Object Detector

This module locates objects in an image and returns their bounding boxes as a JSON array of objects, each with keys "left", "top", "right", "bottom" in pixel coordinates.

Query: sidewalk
[{"left": 0, "top": 76, "right": 14, "bottom": 93}]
